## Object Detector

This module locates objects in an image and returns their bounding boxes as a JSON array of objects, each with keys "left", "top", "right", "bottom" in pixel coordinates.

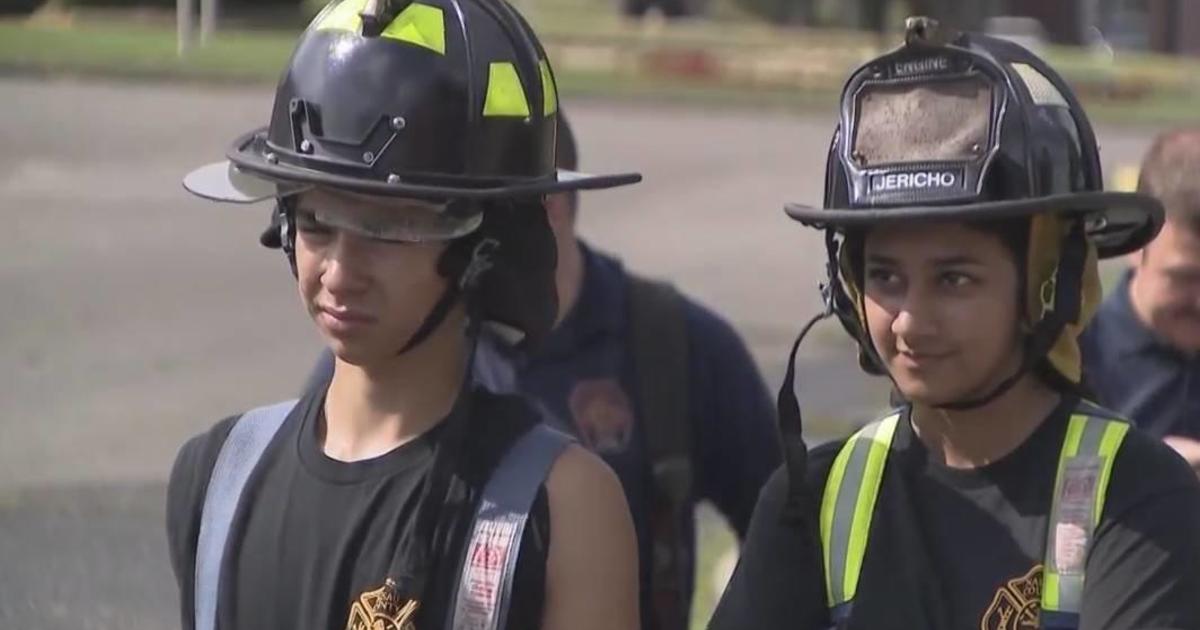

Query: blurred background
[{"left": 1, "top": 0, "right": 1197, "bottom": 628}]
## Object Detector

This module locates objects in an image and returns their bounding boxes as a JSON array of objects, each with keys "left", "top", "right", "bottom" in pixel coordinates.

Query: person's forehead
[
  {"left": 295, "top": 187, "right": 446, "bottom": 213},
  {"left": 864, "top": 221, "right": 1002, "bottom": 257},
  {"left": 1155, "top": 218, "right": 1200, "bottom": 251}
]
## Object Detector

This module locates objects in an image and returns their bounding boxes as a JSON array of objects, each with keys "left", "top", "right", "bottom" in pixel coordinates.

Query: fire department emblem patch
[
  {"left": 568, "top": 378, "right": 635, "bottom": 454},
  {"left": 981, "top": 565, "right": 1042, "bottom": 630},
  {"left": 345, "top": 579, "right": 419, "bottom": 630}
]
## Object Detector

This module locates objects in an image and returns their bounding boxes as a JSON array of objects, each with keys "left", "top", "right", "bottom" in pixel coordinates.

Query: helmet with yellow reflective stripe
[
  {"left": 181, "top": 0, "right": 641, "bottom": 355},
  {"left": 184, "top": 0, "right": 639, "bottom": 202}
]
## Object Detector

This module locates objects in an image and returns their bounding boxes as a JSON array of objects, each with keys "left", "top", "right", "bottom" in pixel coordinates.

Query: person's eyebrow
[
  {"left": 929, "top": 255, "right": 986, "bottom": 267},
  {"left": 865, "top": 254, "right": 899, "bottom": 266},
  {"left": 864, "top": 253, "right": 987, "bottom": 267}
]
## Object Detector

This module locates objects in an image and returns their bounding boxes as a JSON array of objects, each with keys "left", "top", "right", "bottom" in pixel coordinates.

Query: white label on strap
[
  {"left": 455, "top": 517, "right": 520, "bottom": 630},
  {"left": 1054, "top": 457, "right": 1101, "bottom": 575}
]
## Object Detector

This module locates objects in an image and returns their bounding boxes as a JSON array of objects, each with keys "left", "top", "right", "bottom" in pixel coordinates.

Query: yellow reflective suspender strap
[
  {"left": 819, "top": 413, "right": 901, "bottom": 620},
  {"left": 1041, "top": 412, "right": 1129, "bottom": 630}
]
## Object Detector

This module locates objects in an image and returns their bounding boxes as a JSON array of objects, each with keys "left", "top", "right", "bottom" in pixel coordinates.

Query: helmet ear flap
[
  {"left": 437, "top": 198, "right": 558, "bottom": 348},
  {"left": 261, "top": 199, "right": 299, "bottom": 277},
  {"left": 830, "top": 232, "right": 888, "bottom": 376}
]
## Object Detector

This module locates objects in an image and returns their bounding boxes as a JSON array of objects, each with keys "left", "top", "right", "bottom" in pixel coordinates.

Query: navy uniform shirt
[
  {"left": 305, "top": 242, "right": 780, "bottom": 630},
  {"left": 1080, "top": 269, "right": 1200, "bottom": 438},
  {"left": 475, "top": 242, "right": 779, "bottom": 628}
]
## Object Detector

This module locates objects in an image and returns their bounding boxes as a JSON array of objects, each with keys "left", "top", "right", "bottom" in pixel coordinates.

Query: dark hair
[{"left": 843, "top": 217, "right": 1029, "bottom": 289}]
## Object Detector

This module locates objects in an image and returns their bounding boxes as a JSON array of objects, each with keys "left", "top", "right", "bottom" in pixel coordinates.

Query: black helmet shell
[
  {"left": 185, "top": 0, "right": 639, "bottom": 202},
  {"left": 785, "top": 25, "right": 1162, "bottom": 258}
]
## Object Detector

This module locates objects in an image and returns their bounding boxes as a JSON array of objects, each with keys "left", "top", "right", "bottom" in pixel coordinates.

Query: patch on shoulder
[
  {"left": 568, "top": 378, "right": 635, "bottom": 455},
  {"left": 980, "top": 564, "right": 1041, "bottom": 630}
]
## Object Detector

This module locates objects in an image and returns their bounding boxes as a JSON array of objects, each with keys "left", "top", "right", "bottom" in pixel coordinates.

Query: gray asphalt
[{"left": 0, "top": 76, "right": 1158, "bottom": 629}]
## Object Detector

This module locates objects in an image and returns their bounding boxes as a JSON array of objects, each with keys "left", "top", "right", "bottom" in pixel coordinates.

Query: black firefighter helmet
[
  {"left": 775, "top": 18, "right": 1164, "bottom": 521},
  {"left": 183, "top": 0, "right": 641, "bottom": 350}
]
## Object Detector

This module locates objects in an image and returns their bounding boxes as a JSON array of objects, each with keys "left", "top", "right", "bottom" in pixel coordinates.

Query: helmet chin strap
[
  {"left": 775, "top": 230, "right": 843, "bottom": 525},
  {"left": 384, "top": 239, "right": 500, "bottom": 600},
  {"left": 384, "top": 305, "right": 484, "bottom": 602},
  {"left": 927, "top": 224, "right": 1088, "bottom": 412},
  {"left": 390, "top": 237, "right": 498, "bottom": 356},
  {"left": 287, "top": 222, "right": 497, "bottom": 601},
  {"left": 777, "top": 223, "right": 1085, "bottom": 525}
]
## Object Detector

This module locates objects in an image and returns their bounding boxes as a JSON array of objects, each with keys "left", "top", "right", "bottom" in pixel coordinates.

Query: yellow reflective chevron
[
  {"left": 315, "top": 0, "right": 444, "bottom": 55},
  {"left": 381, "top": 3, "right": 445, "bottom": 54},
  {"left": 483, "top": 62, "right": 530, "bottom": 118},
  {"left": 539, "top": 59, "right": 557, "bottom": 116},
  {"left": 316, "top": 0, "right": 367, "bottom": 33}
]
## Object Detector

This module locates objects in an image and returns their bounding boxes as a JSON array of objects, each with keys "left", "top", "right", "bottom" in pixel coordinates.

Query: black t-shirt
[
  {"left": 167, "top": 386, "right": 550, "bottom": 630},
  {"left": 710, "top": 397, "right": 1200, "bottom": 630}
]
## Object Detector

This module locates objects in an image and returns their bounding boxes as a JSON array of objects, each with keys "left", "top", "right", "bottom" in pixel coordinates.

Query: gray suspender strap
[
  {"left": 194, "top": 399, "right": 298, "bottom": 630},
  {"left": 627, "top": 276, "right": 693, "bottom": 630},
  {"left": 448, "top": 423, "right": 573, "bottom": 630}
]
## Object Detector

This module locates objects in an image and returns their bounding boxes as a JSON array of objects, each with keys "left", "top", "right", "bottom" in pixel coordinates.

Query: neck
[
  {"left": 554, "top": 235, "right": 585, "bottom": 326},
  {"left": 910, "top": 375, "right": 1063, "bottom": 469},
  {"left": 323, "top": 311, "right": 468, "bottom": 462}
]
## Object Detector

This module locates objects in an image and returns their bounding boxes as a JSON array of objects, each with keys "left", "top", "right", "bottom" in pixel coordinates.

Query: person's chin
[
  {"left": 326, "top": 340, "right": 385, "bottom": 367},
  {"left": 891, "top": 373, "right": 970, "bottom": 408},
  {"left": 1164, "top": 323, "right": 1200, "bottom": 353}
]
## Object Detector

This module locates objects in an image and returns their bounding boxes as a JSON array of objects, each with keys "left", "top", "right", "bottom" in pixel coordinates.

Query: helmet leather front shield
[{"left": 841, "top": 48, "right": 1006, "bottom": 209}]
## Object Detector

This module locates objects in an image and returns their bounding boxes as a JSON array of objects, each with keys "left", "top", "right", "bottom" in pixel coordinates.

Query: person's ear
[
  {"left": 1126, "top": 245, "right": 1147, "bottom": 268},
  {"left": 543, "top": 192, "right": 572, "bottom": 232}
]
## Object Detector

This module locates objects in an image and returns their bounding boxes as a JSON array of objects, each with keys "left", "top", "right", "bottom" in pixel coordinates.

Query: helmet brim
[
  {"left": 183, "top": 128, "right": 641, "bottom": 204},
  {"left": 784, "top": 191, "right": 1163, "bottom": 258},
  {"left": 182, "top": 161, "right": 312, "bottom": 203}
]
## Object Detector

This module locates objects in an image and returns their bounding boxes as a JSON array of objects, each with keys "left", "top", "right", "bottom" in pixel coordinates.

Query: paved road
[{"left": 0, "top": 76, "right": 1158, "bottom": 629}]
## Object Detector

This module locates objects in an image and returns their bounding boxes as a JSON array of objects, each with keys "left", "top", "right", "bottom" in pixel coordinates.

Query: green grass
[
  {"left": 3, "top": 17, "right": 1199, "bottom": 124},
  {"left": 0, "top": 21, "right": 292, "bottom": 81},
  {"left": 691, "top": 503, "right": 738, "bottom": 630}
]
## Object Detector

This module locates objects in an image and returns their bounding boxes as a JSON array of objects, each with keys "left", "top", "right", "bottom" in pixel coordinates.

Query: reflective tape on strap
[
  {"left": 448, "top": 424, "right": 572, "bottom": 630},
  {"left": 1041, "top": 413, "right": 1128, "bottom": 627},
  {"left": 820, "top": 413, "right": 900, "bottom": 608}
]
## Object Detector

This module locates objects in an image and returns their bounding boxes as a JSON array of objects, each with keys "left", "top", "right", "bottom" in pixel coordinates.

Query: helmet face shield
[
  {"left": 290, "top": 192, "right": 483, "bottom": 243},
  {"left": 183, "top": 161, "right": 311, "bottom": 204}
]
